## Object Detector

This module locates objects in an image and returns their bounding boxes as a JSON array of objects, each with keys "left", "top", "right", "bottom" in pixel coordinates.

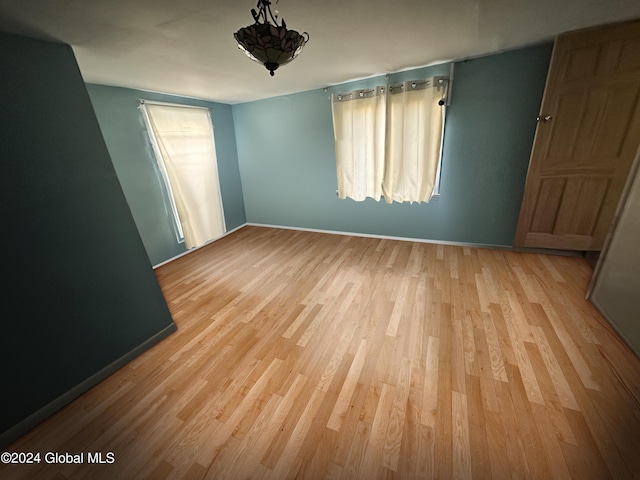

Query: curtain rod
[
  {"left": 138, "top": 99, "right": 210, "bottom": 111},
  {"left": 332, "top": 76, "right": 450, "bottom": 102}
]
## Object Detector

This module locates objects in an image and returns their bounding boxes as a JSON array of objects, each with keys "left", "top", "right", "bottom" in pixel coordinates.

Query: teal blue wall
[
  {"left": 86, "top": 85, "right": 246, "bottom": 266},
  {"left": 232, "top": 43, "right": 553, "bottom": 246},
  {"left": 0, "top": 32, "right": 175, "bottom": 445},
  {"left": 85, "top": 43, "right": 552, "bottom": 260}
]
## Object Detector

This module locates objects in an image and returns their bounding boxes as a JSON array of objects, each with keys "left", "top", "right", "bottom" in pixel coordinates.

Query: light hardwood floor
[{"left": 2, "top": 225, "right": 639, "bottom": 479}]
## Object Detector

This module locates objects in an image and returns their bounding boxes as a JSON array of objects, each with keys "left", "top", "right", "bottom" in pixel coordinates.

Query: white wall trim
[
  {"left": 154, "top": 222, "right": 586, "bottom": 268},
  {"left": 246, "top": 222, "right": 512, "bottom": 251},
  {"left": 153, "top": 223, "right": 248, "bottom": 269}
]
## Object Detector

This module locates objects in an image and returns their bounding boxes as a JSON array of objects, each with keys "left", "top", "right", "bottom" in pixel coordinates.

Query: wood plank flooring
[{"left": 1, "top": 225, "right": 639, "bottom": 479}]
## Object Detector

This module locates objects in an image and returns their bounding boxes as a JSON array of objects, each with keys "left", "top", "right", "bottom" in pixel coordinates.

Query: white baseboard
[
  {"left": 154, "top": 222, "right": 585, "bottom": 266},
  {"left": 153, "top": 223, "right": 248, "bottom": 269},
  {"left": 246, "top": 222, "right": 512, "bottom": 251}
]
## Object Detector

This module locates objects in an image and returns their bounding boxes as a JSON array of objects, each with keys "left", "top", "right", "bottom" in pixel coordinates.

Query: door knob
[{"left": 537, "top": 115, "right": 553, "bottom": 123}]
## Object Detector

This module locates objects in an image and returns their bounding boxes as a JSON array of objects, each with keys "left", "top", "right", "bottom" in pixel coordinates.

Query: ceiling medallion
[{"left": 234, "top": 0, "right": 309, "bottom": 76}]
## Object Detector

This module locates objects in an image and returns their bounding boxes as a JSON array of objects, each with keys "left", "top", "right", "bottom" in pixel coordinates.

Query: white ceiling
[{"left": 1, "top": 0, "right": 639, "bottom": 104}]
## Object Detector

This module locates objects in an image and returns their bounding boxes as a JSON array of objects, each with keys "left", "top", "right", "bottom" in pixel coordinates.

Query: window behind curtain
[
  {"left": 331, "top": 76, "right": 448, "bottom": 204},
  {"left": 140, "top": 102, "right": 226, "bottom": 249},
  {"left": 331, "top": 87, "right": 386, "bottom": 201}
]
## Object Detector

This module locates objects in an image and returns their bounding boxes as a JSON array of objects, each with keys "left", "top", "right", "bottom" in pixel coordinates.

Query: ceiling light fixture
[{"left": 234, "top": 0, "right": 309, "bottom": 76}]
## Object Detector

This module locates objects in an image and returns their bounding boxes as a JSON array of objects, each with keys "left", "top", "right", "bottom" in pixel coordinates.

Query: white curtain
[
  {"left": 141, "top": 103, "right": 226, "bottom": 249},
  {"left": 383, "top": 82, "right": 444, "bottom": 203},
  {"left": 331, "top": 77, "right": 447, "bottom": 204},
  {"left": 331, "top": 87, "right": 386, "bottom": 201}
]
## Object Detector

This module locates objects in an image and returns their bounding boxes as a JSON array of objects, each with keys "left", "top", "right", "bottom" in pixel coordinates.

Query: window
[
  {"left": 140, "top": 101, "right": 226, "bottom": 249},
  {"left": 331, "top": 76, "right": 448, "bottom": 204},
  {"left": 331, "top": 86, "right": 387, "bottom": 202}
]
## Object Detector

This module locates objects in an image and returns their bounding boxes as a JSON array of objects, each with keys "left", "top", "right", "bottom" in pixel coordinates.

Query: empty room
[{"left": 1, "top": 0, "right": 639, "bottom": 478}]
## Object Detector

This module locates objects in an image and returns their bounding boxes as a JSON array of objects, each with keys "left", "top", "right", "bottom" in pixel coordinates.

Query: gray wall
[
  {"left": 86, "top": 85, "right": 246, "bottom": 266},
  {"left": 0, "top": 32, "right": 176, "bottom": 446},
  {"left": 232, "top": 43, "right": 553, "bottom": 246},
  {"left": 590, "top": 163, "right": 640, "bottom": 357}
]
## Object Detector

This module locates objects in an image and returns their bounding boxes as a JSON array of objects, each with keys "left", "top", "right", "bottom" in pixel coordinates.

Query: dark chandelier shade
[{"left": 234, "top": 0, "right": 309, "bottom": 76}]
